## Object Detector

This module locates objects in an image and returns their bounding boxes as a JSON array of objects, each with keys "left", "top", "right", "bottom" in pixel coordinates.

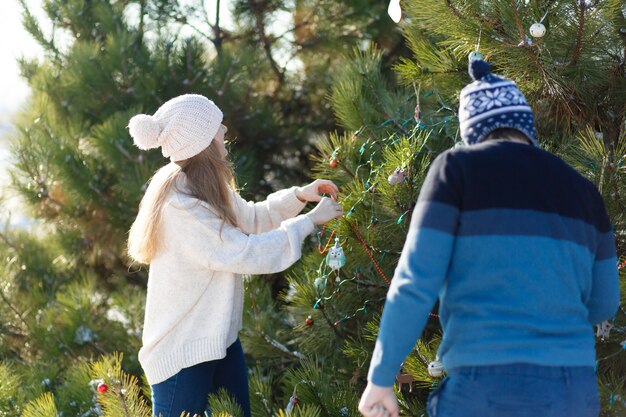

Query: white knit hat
[{"left": 128, "top": 94, "right": 223, "bottom": 161}]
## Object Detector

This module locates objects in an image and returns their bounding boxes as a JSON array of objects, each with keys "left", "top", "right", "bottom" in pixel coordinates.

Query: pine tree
[
  {"left": 239, "top": 1, "right": 626, "bottom": 416},
  {"left": 3, "top": 0, "right": 624, "bottom": 416},
  {"left": 0, "top": 0, "right": 406, "bottom": 416}
]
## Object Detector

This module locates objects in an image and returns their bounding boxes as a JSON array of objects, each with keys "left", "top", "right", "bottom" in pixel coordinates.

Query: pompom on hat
[
  {"left": 458, "top": 58, "right": 538, "bottom": 146},
  {"left": 128, "top": 94, "right": 223, "bottom": 161}
]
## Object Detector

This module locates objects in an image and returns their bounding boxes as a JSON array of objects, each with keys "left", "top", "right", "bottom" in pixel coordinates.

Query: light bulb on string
[{"left": 387, "top": 0, "right": 402, "bottom": 23}]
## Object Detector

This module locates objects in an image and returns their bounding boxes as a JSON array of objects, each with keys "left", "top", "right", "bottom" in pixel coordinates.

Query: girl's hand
[
  {"left": 296, "top": 179, "right": 339, "bottom": 202},
  {"left": 358, "top": 383, "right": 398, "bottom": 417},
  {"left": 305, "top": 197, "right": 343, "bottom": 225}
]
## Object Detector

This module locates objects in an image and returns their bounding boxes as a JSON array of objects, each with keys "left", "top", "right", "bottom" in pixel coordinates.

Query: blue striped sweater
[{"left": 368, "top": 140, "right": 620, "bottom": 387}]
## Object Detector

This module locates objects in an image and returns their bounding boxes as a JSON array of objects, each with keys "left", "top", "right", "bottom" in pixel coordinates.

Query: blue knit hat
[{"left": 459, "top": 59, "right": 538, "bottom": 146}]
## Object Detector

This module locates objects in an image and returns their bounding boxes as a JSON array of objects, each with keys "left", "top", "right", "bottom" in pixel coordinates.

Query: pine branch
[
  {"left": 262, "top": 333, "right": 306, "bottom": 360},
  {"left": 510, "top": 0, "right": 527, "bottom": 44},
  {"left": 443, "top": 0, "right": 464, "bottom": 20},
  {"left": 0, "top": 231, "right": 18, "bottom": 252},
  {"left": 0, "top": 286, "right": 30, "bottom": 332},
  {"left": 213, "top": 0, "right": 224, "bottom": 52},
  {"left": 247, "top": 0, "right": 285, "bottom": 89},
  {"left": 318, "top": 303, "right": 344, "bottom": 339},
  {"left": 571, "top": 0, "right": 586, "bottom": 66}
]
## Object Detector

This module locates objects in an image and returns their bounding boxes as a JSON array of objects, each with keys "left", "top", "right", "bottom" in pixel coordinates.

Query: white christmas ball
[
  {"left": 427, "top": 360, "right": 445, "bottom": 377},
  {"left": 529, "top": 23, "right": 546, "bottom": 38},
  {"left": 314, "top": 277, "right": 326, "bottom": 291}
]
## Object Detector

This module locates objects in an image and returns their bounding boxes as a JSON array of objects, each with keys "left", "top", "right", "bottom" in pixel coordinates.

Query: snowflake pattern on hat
[
  {"left": 459, "top": 60, "right": 538, "bottom": 146},
  {"left": 465, "top": 86, "right": 528, "bottom": 115}
]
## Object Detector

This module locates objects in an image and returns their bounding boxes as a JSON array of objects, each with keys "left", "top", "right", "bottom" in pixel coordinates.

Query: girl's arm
[
  {"left": 231, "top": 187, "right": 306, "bottom": 235},
  {"left": 164, "top": 200, "right": 315, "bottom": 274}
]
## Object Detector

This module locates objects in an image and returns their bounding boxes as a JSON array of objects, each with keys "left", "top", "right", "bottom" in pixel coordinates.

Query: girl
[{"left": 127, "top": 94, "right": 342, "bottom": 417}]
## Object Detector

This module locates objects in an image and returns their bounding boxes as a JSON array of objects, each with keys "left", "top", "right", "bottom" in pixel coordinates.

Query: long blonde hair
[{"left": 127, "top": 141, "right": 238, "bottom": 264}]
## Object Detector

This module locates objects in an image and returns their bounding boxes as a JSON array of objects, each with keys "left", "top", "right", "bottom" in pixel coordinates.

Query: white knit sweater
[{"left": 138, "top": 183, "right": 313, "bottom": 385}]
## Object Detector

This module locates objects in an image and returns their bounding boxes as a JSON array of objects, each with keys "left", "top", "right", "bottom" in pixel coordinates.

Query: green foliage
[
  {"left": 2, "top": 0, "right": 625, "bottom": 415},
  {"left": 240, "top": 1, "right": 626, "bottom": 415},
  {"left": 208, "top": 388, "right": 244, "bottom": 417},
  {"left": 90, "top": 353, "right": 151, "bottom": 417},
  {"left": 20, "top": 393, "right": 57, "bottom": 417},
  {"left": 395, "top": 0, "right": 626, "bottom": 148},
  {"left": 0, "top": 363, "right": 24, "bottom": 417}
]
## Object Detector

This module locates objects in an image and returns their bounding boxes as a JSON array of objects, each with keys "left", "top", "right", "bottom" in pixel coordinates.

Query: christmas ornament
[
  {"left": 326, "top": 238, "right": 346, "bottom": 271},
  {"left": 329, "top": 157, "right": 338, "bottom": 168},
  {"left": 388, "top": 168, "right": 406, "bottom": 186},
  {"left": 529, "top": 23, "right": 546, "bottom": 38},
  {"left": 387, "top": 0, "right": 402, "bottom": 23},
  {"left": 468, "top": 51, "right": 483, "bottom": 62},
  {"left": 596, "top": 320, "right": 613, "bottom": 339},
  {"left": 414, "top": 105, "right": 421, "bottom": 123},
  {"left": 428, "top": 360, "right": 445, "bottom": 377},
  {"left": 305, "top": 315, "right": 314, "bottom": 326},
  {"left": 285, "top": 395, "right": 299, "bottom": 414},
  {"left": 97, "top": 382, "right": 108, "bottom": 394},
  {"left": 340, "top": 407, "right": 349, "bottom": 417},
  {"left": 74, "top": 325, "right": 94, "bottom": 345},
  {"left": 396, "top": 373, "right": 414, "bottom": 392},
  {"left": 314, "top": 277, "right": 326, "bottom": 291}
]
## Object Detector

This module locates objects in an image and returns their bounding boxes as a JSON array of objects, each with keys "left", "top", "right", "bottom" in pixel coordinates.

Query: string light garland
[
  {"left": 317, "top": 226, "right": 336, "bottom": 254},
  {"left": 316, "top": 75, "right": 624, "bottom": 372}
]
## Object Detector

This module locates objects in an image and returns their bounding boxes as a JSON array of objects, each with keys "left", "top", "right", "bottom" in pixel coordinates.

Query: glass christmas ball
[{"left": 529, "top": 23, "right": 546, "bottom": 38}]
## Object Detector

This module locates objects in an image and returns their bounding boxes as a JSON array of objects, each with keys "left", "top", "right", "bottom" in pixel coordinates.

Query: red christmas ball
[
  {"left": 305, "top": 316, "right": 314, "bottom": 326},
  {"left": 293, "top": 397, "right": 300, "bottom": 405},
  {"left": 97, "top": 382, "right": 108, "bottom": 394},
  {"left": 329, "top": 158, "right": 338, "bottom": 168}
]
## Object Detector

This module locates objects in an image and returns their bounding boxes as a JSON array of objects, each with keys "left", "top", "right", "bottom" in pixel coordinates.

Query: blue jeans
[
  {"left": 151, "top": 339, "right": 251, "bottom": 417},
  {"left": 427, "top": 364, "right": 599, "bottom": 417}
]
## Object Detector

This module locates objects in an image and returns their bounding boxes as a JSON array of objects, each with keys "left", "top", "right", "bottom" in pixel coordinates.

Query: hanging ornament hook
[{"left": 469, "top": 27, "right": 484, "bottom": 62}]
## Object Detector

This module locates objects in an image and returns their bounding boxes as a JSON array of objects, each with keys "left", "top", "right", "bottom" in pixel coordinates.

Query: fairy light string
[
  {"left": 318, "top": 83, "right": 624, "bottom": 358},
  {"left": 317, "top": 226, "right": 336, "bottom": 254},
  {"left": 312, "top": 87, "right": 464, "bottom": 329}
]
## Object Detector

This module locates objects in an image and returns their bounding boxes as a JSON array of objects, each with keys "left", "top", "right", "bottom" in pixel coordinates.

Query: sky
[
  {"left": 0, "top": 0, "right": 45, "bottom": 123},
  {"left": 0, "top": 0, "right": 44, "bottom": 228}
]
